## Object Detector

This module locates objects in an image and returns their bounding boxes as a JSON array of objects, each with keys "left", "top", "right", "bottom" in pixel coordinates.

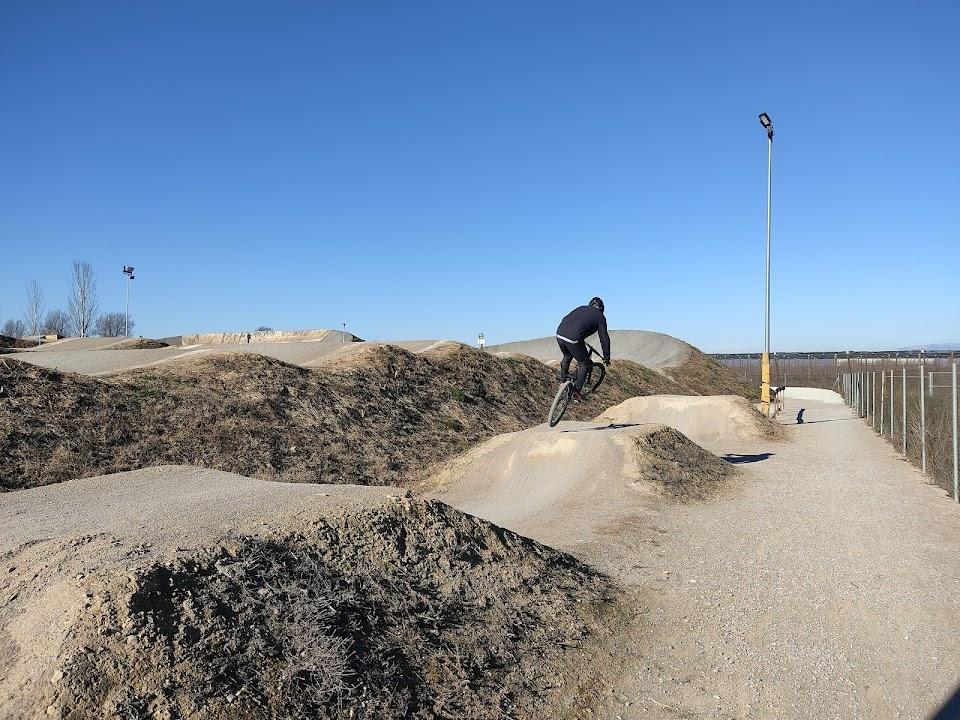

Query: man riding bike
[{"left": 556, "top": 297, "right": 611, "bottom": 402}]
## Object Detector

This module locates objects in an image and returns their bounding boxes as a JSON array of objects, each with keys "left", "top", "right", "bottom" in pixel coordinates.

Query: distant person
[
  {"left": 246, "top": 333, "right": 251, "bottom": 344},
  {"left": 556, "top": 297, "right": 611, "bottom": 402}
]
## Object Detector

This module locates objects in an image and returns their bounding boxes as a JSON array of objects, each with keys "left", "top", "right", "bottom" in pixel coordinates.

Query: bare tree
[
  {"left": 67, "top": 261, "right": 99, "bottom": 337},
  {"left": 42, "top": 309, "right": 70, "bottom": 336},
  {"left": 22, "top": 280, "right": 45, "bottom": 336},
  {"left": 95, "top": 312, "right": 131, "bottom": 337},
  {"left": 2, "top": 319, "right": 26, "bottom": 338}
]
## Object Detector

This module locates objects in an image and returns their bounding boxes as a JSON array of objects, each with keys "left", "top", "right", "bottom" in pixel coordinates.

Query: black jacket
[{"left": 556, "top": 305, "right": 610, "bottom": 361}]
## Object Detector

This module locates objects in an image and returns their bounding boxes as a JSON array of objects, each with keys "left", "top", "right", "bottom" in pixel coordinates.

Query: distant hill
[{"left": 897, "top": 343, "right": 960, "bottom": 351}]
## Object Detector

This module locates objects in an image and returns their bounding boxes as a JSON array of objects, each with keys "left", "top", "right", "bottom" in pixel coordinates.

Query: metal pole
[
  {"left": 890, "top": 368, "right": 894, "bottom": 439},
  {"left": 920, "top": 365, "right": 926, "bottom": 473},
  {"left": 880, "top": 370, "right": 885, "bottom": 435},
  {"left": 124, "top": 277, "right": 130, "bottom": 337},
  {"left": 902, "top": 367, "right": 907, "bottom": 454},
  {"left": 953, "top": 362, "right": 958, "bottom": 502},
  {"left": 929, "top": 370, "right": 934, "bottom": 397},
  {"left": 760, "top": 127, "right": 773, "bottom": 417}
]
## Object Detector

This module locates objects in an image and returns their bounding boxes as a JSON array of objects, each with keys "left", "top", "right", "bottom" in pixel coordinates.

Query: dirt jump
[
  {"left": 594, "top": 394, "right": 782, "bottom": 453},
  {"left": 0, "top": 466, "right": 610, "bottom": 719},
  {"left": 424, "top": 422, "right": 730, "bottom": 574}
]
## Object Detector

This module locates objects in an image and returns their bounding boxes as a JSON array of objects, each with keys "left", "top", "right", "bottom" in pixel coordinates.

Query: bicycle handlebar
[{"left": 585, "top": 343, "right": 606, "bottom": 364}]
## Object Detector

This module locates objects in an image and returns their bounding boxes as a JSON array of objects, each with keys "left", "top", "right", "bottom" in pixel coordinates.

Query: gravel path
[{"left": 595, "top": 393, "right": 960, "bottom": 719}]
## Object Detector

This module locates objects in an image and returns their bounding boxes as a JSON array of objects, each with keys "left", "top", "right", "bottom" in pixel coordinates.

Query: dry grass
[{"left": 667, "top": 349, "right": 758, "bottom": 399}]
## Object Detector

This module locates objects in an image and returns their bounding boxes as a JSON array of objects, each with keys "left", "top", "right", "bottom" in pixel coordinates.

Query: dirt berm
[
  {"left": 424, "top": 422, "right": 732, "bottom": 574},
  {"left": 1, "top": 344, "right": 713, "bottom": 491},
  {"left": 0, "top": 466, "right": 611, "bottom": 719},
  {"left": 594, "top": 395, "right": 783, "bottom": 453}
]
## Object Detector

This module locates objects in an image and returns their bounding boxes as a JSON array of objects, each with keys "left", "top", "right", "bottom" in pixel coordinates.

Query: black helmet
[{"left": 589, "top": 297, "right": 604, "bottom": 312}]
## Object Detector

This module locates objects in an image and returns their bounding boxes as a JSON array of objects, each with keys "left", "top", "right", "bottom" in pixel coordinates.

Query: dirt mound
[
  {"left": 426, "top": 423, "right": 731, "bottom": 571},
  {"left": 99, "top": 338, "right": 170, "bottom": 350},
  {"left": 0, "top": 335, "right": 34, "bottom": 349},
  {"left": 595, "top": 394, "right": 782, "bottom": 452},
  {"left": 0, "top": 467, "right": 611, "bottom": 719},
  {"left": 1, "top": 344, "right": 710, "bottom": 491},
  {"left": 664, "top": 347, "right": 758, "bottom": 399}
]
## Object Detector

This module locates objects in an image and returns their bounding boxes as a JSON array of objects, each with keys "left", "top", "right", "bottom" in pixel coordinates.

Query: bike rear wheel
[
  {"left": 548, "top": 381, "right": 573, "bottom": 427},
  {"left": 582, "top": 362, "right": 606, "bottom": 396}
]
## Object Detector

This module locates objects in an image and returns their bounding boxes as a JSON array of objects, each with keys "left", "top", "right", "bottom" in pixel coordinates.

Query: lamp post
[
  {"left": 122, "top": 266, "right": 135, "bottom": 337},
  {"left": 758, "top": 112, "right": 774, "bottom": 416}
]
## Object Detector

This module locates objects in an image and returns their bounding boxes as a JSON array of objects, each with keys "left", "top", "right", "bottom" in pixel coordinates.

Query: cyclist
[{"left": 556, "top": 297, "right": 611, "bottom": 402}]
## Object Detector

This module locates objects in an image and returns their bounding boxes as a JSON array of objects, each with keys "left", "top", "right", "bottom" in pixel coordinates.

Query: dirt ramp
[
  {"left": 427, "top": 423, "right": 729, "bottom": 567},
  {"left": 488, "top": 329, "right": 692, "bottom": 369},
  {"left": 595, "top": 394, "right": 781, "bottom": 452},
  {"left": 0, "top": 466, "right": 610, "bottom": 719}
]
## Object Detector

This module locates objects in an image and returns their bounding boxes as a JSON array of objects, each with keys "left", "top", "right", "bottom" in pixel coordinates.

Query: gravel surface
[{"left": 590, "top": 393, "right": 960, "bottom": 719}]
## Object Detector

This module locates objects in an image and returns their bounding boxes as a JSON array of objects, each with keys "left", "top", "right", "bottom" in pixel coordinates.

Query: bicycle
[{"left": 547, "top": 343, "right": 607, "bottom": 427}]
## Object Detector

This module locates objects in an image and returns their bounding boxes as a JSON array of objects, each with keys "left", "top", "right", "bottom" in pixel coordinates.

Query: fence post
[
  {"left": 873, "top": 371, "right": 877, "bottom": 431},
  {"left": 888, "top": 369, "right": 893, "bottom": 436},
  {"left": 952, "top": 362, "right": 958, "bottom": 503},
  {"left": 880, "top": 370, "right": 885, "bottom": 435},
  {"left": 930, "top": 370, "right": 934, "bottom": 398},
  {"left": 920, "top": 365, "right": 926, "bottom": 474},
  {"left": 902, "top": 368, "right": 907, "bottom": 455}
]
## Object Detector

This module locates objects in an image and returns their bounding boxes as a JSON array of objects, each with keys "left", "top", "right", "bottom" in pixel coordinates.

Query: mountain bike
[{"left": 547, "top": 343, "right": 606, "bottom": 427}]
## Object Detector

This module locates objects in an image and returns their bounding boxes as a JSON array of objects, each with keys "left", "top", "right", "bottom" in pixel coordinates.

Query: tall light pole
[
  {"left": 123, "top": 266, "right": 135, "bottom": 337},
  {"left": 758, "top": 112, "right": 774, "bottom": 416}
]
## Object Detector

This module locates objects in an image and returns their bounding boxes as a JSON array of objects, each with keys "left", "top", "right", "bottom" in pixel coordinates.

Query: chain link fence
[{"left": 841, "top": 364, "right": 959, "bottom": 503}]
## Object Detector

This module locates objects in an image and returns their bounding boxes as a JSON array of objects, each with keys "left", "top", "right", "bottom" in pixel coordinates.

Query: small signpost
[{"left": 478, "top": 332, "right": 485, "bottom": 350}]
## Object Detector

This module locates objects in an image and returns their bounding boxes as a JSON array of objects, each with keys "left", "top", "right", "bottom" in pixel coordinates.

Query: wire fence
[{"left": 840, "top": 364, "right": 959, "bottom": 503}]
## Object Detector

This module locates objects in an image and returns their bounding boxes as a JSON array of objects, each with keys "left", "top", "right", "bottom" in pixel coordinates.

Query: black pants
[{"left": 557, "top": 338, "right": 591, "bottom": 391}]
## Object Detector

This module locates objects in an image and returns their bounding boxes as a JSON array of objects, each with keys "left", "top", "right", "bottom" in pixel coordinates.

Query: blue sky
[{"left": 2, "top": 1, "right": 957, "bottom": 352}]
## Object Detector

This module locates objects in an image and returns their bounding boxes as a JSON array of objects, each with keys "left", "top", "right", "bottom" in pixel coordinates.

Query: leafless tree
[
  {"left": 42, "top": 309, "right": 70, "bottom": 336},
  {"left": 95, "top": 312, "right": 132, "bottom": 337},
  {"left": 67, "top": 261, "right": 99, "bottom": 337},
  {"left": 2, "top": 319, "right": 26, "bottom": 338},
  {"left": 22, "top": 280, "right": 45, "bottom": 336}
]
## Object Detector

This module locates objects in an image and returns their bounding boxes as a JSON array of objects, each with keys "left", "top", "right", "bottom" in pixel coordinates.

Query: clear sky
[{"left": 2, "top": 1, "right": 957, "bottom": 352}]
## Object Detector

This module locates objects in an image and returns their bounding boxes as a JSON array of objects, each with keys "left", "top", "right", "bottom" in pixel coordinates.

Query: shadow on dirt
[
  {"left": 929, "top": 682, "right": 960, "bottom": 720},
  {"left": 722, "top": 452, "right": 774, "bottom": 464},
  {"left": 560, "top": 422, "right": 641, "bottom": 433}
]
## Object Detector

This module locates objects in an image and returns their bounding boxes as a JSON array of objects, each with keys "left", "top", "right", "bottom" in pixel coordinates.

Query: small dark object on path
[{"left": 797, "top": 408, "right": 805, "bottom": 424}]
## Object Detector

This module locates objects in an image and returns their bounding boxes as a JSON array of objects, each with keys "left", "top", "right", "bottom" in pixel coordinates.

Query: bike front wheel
[{"left": 548, "top": 381, "right": 573, "bottom": 427}]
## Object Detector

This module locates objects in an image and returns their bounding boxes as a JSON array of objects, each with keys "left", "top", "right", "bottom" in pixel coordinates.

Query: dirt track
[
  {"left": 436, "top": 392, "right": 960, "bottom": 719},
  {"left": 605, "top": 393, "right": 960, "bottom": 719}
]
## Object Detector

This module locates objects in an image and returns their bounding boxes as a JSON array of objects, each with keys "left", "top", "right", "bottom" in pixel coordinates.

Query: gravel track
[{"left": 591, "top": 393, "right": 960, "bottom": 719}]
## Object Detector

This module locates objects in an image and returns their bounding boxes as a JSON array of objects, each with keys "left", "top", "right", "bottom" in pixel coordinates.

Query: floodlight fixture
[
  {"left": 758, "top": 112, "right": 773, "bottom": 139},
  {"left": 123, "top": 265, "right": 136, "bottom": 336}
]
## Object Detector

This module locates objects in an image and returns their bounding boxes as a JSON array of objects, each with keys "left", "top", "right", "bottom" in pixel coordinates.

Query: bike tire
[
  {"left": 583, "top": 362, "right": 606, "bottom": 396},
  {"left": 548, "top": 381, "right": 573, "bottom": 427}
]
